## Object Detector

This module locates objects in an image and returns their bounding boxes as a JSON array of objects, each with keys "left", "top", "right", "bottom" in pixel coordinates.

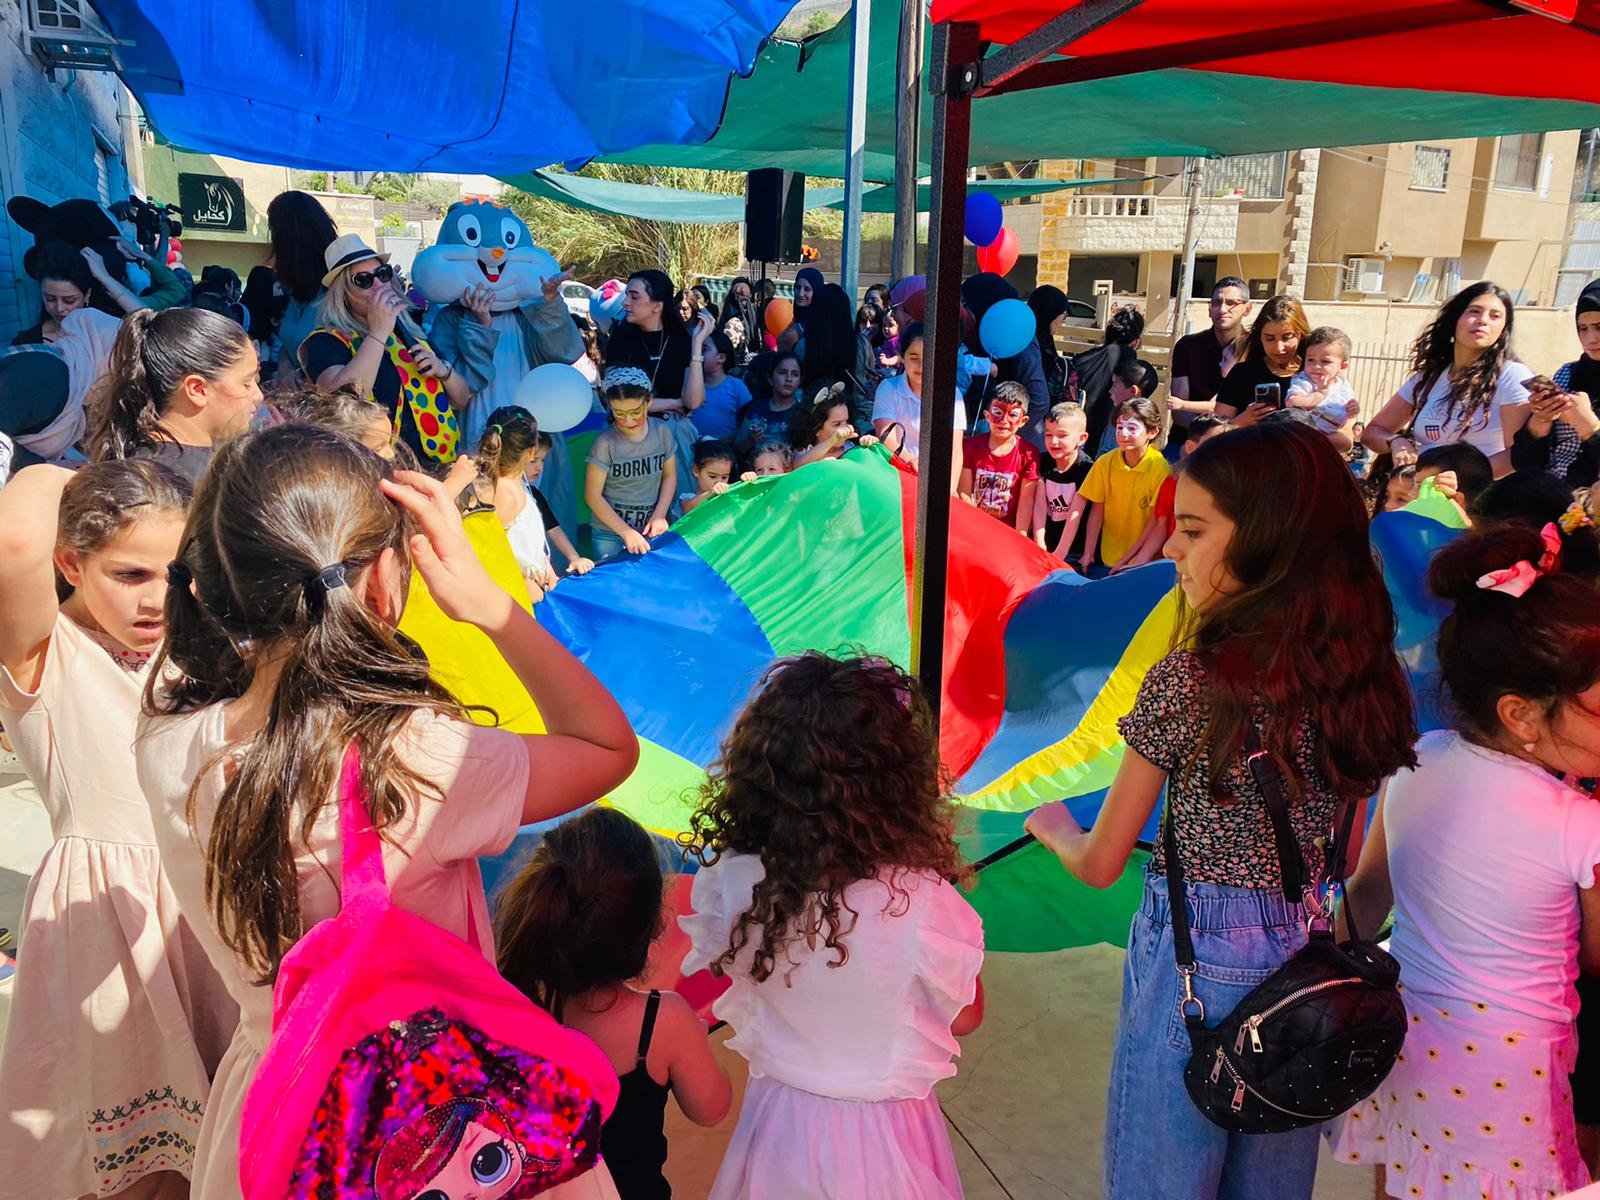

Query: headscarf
[
  {"left": 794, "top": 267, "right": 825, "bottom": 303},
  {"left": 1570, "top": 280, "right": 1600, "bottom": 401},
  {"left": 889, "top": 275, "right": 927, "bottom": 322},
  {"left": 792, "top": 267, "right": 826, "bottom": 333},
  {"left": 1028, "top": 285, "right": 1069, "bottom": 364},
  {"left": 960, "top": 272, "right": 1018, "bottom": 327}
]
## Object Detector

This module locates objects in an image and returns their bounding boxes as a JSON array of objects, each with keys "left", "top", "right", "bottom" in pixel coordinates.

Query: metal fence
[{"left": 1347, "top": 342, "right": 1413, "bottom": 419}]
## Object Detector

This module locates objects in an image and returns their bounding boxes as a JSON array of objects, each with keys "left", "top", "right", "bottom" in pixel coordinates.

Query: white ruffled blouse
[{"left": 681, "top": 851, "right": 983, "bottom": 1102}]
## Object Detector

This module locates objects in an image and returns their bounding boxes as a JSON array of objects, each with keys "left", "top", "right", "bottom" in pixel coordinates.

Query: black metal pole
[{"left": 912, "top": 20, "right": 979, "bottom": 718}]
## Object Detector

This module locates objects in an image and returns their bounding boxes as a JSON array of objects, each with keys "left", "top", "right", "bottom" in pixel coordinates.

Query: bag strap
[
  {"left": 337, "top": 743, "right": 390, "bottom": 907},
  {"left": 1244, "top": 726, "right": 1307, "bottom": 903},
  {"left": 1164, "top": 721, "right": 1313, "bottom": 1035}
]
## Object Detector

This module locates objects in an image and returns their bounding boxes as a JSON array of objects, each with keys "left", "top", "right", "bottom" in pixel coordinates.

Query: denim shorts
[{"left": 1103, "top": 873, "right": 1322, "bottom": 1200}]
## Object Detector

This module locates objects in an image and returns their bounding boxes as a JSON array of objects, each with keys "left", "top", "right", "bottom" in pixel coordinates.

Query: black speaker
[{"left": 744, "top": 169, "right": 805, "bottom": 263}]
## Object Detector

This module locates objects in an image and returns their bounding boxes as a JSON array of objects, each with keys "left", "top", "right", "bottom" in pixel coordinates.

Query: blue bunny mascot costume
[{"left": 415, "top": 201, "right": 587, "bottom": 540}]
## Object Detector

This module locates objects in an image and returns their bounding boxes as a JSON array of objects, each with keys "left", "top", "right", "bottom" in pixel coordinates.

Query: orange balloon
[{"left": 764, "top": 297, "right": 794, "bottom": 336}]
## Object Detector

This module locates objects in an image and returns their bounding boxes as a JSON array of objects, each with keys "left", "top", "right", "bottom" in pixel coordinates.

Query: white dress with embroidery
[{"left": 0, "top": 615, "right": 237, "bottom": 1197}]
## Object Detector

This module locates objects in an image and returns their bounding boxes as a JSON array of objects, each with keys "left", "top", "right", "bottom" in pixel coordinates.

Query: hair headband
[{"left": 602, "top": 366, "right": 652, "bottom": 393}]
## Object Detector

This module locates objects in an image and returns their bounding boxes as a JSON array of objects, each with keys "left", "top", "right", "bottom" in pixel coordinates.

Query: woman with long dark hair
[
  {"left": 1214, "top": 294, "right": 1309, "bottom": 421},
  {"left": 603, "top": 269, "right": 693, "bottom": 404},
  {"left": 266, "top": 190, "right": 339, "bottom": 383},
  {"left": 11, "top": 243, "right": 100, "bottom": 346},
  {"left": 1363, "top": 281, "right": 1532, "bottom": 477},
  {"left": 1510, "top": 279, "right": 1600, "bottom": 487},
  {"left": 1026, "top": 422, "right": 1419, "bottom": 1200}
]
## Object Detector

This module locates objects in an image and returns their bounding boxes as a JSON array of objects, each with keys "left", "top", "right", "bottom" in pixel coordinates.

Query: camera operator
[{"left": 99, "top": 199, "right": 186, "bottom": 312}]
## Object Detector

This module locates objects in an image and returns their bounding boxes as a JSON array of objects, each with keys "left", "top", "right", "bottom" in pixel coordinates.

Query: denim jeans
[
  {"left": 590, "top": 527, "right": 625, "bottom": 563},
  {"left": 1103, "top": 873, "right": 1322, "bottom": 1200}
]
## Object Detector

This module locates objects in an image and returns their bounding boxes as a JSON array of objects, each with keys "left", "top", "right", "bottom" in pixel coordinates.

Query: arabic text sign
[{"left": 177, "top": 173, "right": 246, "bottom": 232}]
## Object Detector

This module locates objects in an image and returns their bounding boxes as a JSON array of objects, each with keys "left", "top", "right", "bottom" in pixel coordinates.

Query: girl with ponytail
[
  {"left": 476, "top": 404, "right": 559, "bottom": 596},
  {"left": 496, "top": 807, "right": 731, "bottom": 1200},
  {"left": 90, "top": 305, "right": 262, "bottom": 482},
  {"left": 1334, "top": 523, "right": 1600, "bottom": 1199},
  {"left": 134, "top": 423, "right": 638, "bottom": 1196},
  {"left": 0, "top": 459, "right": 236, "bottom": 1199}
]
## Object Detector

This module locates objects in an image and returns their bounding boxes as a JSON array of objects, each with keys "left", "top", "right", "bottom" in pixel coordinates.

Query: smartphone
[{"left": 1254, "top": 382, "right": 1279, "bottom": 407}]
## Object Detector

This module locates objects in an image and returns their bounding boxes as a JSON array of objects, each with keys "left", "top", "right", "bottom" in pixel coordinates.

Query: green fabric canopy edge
[{"left": 496, "top": 169, "right": 1114, "bottom": 223}]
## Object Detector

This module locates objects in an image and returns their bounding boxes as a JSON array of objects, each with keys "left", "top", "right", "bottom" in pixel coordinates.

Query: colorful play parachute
[
  {"left": 469, "top": 442, "right": 1465, "bottom": 967},
  {"left": 533, "top": 445, "right": 1181, "bottom": 952}
]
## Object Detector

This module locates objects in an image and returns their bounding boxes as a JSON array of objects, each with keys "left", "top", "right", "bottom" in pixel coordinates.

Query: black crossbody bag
[{"left": 1166, "top": 731, "right": 1406, "bottom": 1133}]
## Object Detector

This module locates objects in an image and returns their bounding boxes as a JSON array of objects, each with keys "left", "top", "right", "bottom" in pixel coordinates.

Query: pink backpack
[{"left": 240, "top": 747, "right": 618, "bottom": 1198}]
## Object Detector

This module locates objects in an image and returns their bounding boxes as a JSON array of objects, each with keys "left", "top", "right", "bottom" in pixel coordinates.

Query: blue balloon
[
  {"left": 964, "top": 193, "right": 1003, "bottom": 248},
  {"left": 979, "top": 298, "right": 1035, "bottom": 360}
]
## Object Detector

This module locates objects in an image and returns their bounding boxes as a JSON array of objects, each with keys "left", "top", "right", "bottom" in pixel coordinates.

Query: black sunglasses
[{"left": 350, "top": 264, "right": 396, "bottom": 290}]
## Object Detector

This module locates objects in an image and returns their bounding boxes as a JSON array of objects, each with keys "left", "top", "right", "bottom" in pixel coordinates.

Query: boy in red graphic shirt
[{"left": 959, "top": 381, "right": 1040, "bottom": 533}]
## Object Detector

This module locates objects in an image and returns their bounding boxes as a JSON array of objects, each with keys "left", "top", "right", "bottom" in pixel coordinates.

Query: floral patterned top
[{"left": 1117, "top": 649, "right": 1344, "bottom": 890}]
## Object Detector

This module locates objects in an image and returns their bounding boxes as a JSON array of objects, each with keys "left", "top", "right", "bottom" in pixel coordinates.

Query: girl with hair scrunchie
[{"left": 1333, "top": 522, "right": 1600, "bottom": 1200}]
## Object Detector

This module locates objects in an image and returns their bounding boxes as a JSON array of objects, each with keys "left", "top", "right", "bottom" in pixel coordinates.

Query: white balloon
[{"left": 513, "top": 362, "right": 594, "bottom": 434}]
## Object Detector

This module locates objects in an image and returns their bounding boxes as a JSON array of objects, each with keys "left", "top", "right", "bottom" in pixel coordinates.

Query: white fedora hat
[{"left": 321, "top": 233, "right": 390, "bottom": 287}]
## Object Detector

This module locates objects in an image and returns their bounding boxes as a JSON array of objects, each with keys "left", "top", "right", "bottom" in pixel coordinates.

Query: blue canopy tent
[{"left": 92, "top": 0, "right": 795, "bottom": 171}]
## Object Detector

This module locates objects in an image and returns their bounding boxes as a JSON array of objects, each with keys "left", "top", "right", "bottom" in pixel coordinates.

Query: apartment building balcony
[{"left": 1040, "top": 194, "right": 1240, "bottom": 255}]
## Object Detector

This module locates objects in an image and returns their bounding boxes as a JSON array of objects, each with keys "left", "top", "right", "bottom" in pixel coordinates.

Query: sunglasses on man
[{"left": 351, "top": 264, "right": 397, "bottom": 290}]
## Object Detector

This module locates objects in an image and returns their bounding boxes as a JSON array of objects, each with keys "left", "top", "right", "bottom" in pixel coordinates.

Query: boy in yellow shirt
[{"left": 1069, "top": 397, "right": 1170, "bottom": 573}]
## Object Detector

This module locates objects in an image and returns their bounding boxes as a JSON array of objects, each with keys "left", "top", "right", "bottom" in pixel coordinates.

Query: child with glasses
[
  {"left": 959, "top": 381, "right": 1041, "bottom": 532},
  {"left": 584, "top": 367, "right": 677, "bottom": 562}
]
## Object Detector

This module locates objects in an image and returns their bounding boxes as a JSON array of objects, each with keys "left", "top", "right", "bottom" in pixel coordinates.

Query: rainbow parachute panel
[{"left": 535, "top": 446, "right": 1180, "bottom": 951}]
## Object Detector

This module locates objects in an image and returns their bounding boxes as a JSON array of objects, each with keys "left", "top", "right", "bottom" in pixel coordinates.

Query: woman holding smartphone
[{"left": 1214, "top": 295, "right": 1308, "bottom": 423}]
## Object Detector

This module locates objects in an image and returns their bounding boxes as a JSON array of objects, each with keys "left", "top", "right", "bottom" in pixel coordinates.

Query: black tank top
[{"left": 601, "top": 989, "right": 671, "bottom": 1200}]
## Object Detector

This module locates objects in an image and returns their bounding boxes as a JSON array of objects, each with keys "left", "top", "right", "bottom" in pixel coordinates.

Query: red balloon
[{"left": 975, "top": 226, "right": 1020, "bottom": 276}]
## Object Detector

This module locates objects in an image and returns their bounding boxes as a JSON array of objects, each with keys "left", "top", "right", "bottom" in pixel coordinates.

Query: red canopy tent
[{"left": 910, "top": 0, "right": 1600, "bottom": 705}]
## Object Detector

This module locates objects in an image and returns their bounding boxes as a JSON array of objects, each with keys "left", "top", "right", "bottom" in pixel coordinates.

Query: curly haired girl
[{"left": 681, "top": 651, "right": 984, "bottom": 1200}]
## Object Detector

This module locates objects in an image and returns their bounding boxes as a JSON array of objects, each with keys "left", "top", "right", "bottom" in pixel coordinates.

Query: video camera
[{"left": 111, "top": 196, "right": 182, "bottom": 254}]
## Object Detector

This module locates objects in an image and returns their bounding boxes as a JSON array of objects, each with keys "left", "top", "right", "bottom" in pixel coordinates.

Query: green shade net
[
  {"left": 602, "top": 3, "right": 1600, "bottom": 179},
  {"left": 496, "top": 169, "right": 1111, "bottom": 222}
]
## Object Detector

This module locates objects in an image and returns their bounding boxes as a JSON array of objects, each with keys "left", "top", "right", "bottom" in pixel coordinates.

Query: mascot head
[{"left": 412, "top": 201, "right": 560, "bottom": 313}]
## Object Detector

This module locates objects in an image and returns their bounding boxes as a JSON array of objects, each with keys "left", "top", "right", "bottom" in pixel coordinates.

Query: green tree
[{"left": 503, "top": 165, "right": 745, "bottom": 286}]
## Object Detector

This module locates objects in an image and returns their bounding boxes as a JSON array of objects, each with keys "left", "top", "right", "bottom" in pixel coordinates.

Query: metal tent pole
[
  {"left": 891, "top": 0, "right": 925, "bottom": 279},
  {"left": 911, "top": 19, "right": 979, "bottom": 714},
  {"left": 840, "top": 0, "right": 872, "bottom": 302}
]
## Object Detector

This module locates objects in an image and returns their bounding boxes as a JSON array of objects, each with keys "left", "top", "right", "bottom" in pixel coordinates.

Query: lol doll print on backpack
[{"left": 239, "top": 748, "right": 619, "bottom": 1198}]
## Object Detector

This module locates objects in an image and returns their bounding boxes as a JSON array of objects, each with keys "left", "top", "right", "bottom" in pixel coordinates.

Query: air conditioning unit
[
  {"left": 1343, "top": 256, "right": 1386, "bottom": 296},
  {"left": 24, "top": 0, "right": 127, "bottom": 75}
]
